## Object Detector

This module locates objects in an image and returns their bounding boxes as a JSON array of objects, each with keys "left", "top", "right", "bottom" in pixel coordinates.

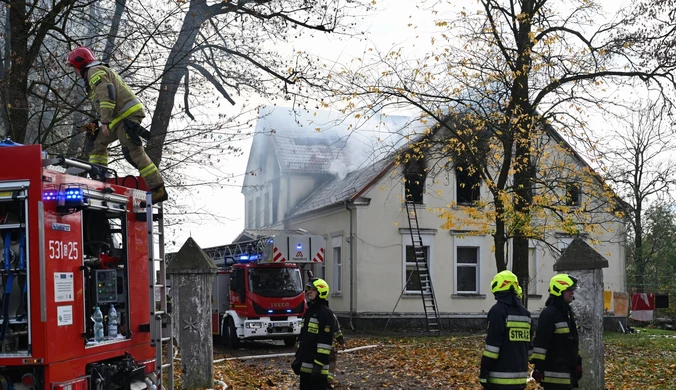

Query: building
[{"left": 241, "top": 105, "right": 627, "bottom": 329}]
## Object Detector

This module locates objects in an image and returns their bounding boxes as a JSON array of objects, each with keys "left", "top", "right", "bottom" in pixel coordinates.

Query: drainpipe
[{"left": 345, "top": 200, "right": 355, "bottom": 331}]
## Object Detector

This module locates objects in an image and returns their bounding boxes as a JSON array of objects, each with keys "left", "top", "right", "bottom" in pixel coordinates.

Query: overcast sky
[{"left": 166, "top": 0, "right": 633, "bottom": 253}]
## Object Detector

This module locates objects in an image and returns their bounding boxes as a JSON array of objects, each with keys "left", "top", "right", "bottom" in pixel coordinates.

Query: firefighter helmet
[
  {"left": 306, "top": 277, "right": 330, "bottom": 300},
  {"left": 490, "top": 270, "right": 519, "bottom": 294},
  {"left": 67, "top": 47, "right": 97, "bottom": 71},
  {"left": 549, "top": 274, "right": 578, "bottom": 297},
  {"left": 516, "top": 284, "right": 523, "bottom": 299}
]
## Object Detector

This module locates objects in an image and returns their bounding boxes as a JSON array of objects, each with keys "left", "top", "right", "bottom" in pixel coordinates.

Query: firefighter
[
  {"left": 292, "top": 278, "right": 334, "bottom": 390},
  {"left": 479, "top": 270, "right": 531, "bottom": 390},
  {"left": 66, "top": 46, "right": 168, "bottom": 204},
  {"left": 530, "top": 274, "right": 582, "bottom": 389},
  {"left": 327, "top": 311, "right": 345, "bottom": 389}
]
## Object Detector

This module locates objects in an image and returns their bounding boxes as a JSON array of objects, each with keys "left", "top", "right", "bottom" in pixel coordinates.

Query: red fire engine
[
  {"left": 0, "top": 139, "right": 173, "bottom": 390},
  {"left": 166, "top": 230, "right": 325, "bottom": 348}
]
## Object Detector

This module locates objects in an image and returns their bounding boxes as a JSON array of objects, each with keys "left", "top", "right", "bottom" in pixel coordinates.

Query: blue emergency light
[
  {"left": 42, "top": 190, "right": 58, "bottom": 201},
  {"left": 237, "top": 254, "right": 261, "bottom": 263},
  {"left": 57, "top": 184, "right": 90, "bottom": 214},
  {"left": 296, "top": 244, "right": 302, "bottom": 249}
]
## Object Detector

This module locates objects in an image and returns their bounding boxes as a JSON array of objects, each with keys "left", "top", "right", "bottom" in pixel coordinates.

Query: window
[
  {"left": 255, "top": 196, "right": 261, "bottom": 228},
  {"left": 565, "top": 183, "right": 581, "bottom": 206},
  {"left": 457, "top": 247, "right": 479, "bottom": 293},
  {"left": 247, "top": 199, "right": 253, "bottom": 228},
  {"left": 453, "top": 235, "right": 482, "bottom": 294},
  {"left": 456, "top": 164, "right": 481, "bottom": 204},
  {"left": 401, "top": 229, "right": 436, "bottom": 294},
  {"left": 264, "top": 193, "right": 270, "bottom": 226},
  {"left": 558, "top": 236, "right": 574, "bottom": 253},
  {"left": 332, "top": 235, "right": 342, "bottom": 294},
  {"left": 527, "top": 246, "right": 539, "bottom": 296},
  {"left": 405, "top": 246, "right": 430, "bottom": 293},
  {"left": 404, "top": 159, "right": 426, "bottom": 204}
]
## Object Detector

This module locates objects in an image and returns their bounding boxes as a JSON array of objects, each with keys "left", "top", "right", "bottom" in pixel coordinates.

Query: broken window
[
  {"left": 565, "top": 183, "right": 581, "bottom": 206},
  {"left": 456, "top": 163, "right": 481, "bottom": 204},
  {"left": 404, "top": 158, "right": 426, "bottom": 204}
]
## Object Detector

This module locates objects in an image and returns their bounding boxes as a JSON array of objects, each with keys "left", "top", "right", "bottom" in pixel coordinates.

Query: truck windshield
[{"left": 249, "top": 268, "right": 303, "bottom": 297}]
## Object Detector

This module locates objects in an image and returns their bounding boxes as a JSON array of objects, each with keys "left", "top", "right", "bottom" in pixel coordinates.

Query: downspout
[{"left": 345, "top": 200, "right": 355, "bottom": 331}]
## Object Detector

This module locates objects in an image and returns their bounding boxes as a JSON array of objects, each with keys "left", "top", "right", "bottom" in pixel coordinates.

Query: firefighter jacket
[
  {"left": 84, "top": 64, "right": 145, "bottom": 130},
  {"left": 295, "top": 299, "right": 334, "bottom": 376},
  {"left": 530, "top": 295, "right": 581, "bottom": 389},
  {"left": 480, "top": 292, "right": 532, "bottom": 389}
]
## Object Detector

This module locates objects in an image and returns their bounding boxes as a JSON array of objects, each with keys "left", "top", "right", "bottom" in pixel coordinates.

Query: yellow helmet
[
  {"left": 549, "top": 274, "right": 578, "bottom": 297},
  {"left": 306, "top": 277, "right": 330, "bottom": 300},
  {"left": 490, "top": 270, "right": 519, "bottom": 294}
]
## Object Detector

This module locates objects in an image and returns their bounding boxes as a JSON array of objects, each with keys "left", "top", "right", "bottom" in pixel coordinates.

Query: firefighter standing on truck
[
  {"left": 66, "top": 46, "right": 168, "bottom": 204},
  {"left": 292, "top": 278, "right": 334, "bottom": 390},
  {"left": 530, "top": 274, "right": 582, "bottom": 389},
  {"left": 479, "top": 270, "right": 532, "bottom": 390}
]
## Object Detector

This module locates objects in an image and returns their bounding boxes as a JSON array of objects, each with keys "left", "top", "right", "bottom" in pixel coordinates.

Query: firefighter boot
[{"left": 151, "top": 184, "right": 169, "bottom": 204}]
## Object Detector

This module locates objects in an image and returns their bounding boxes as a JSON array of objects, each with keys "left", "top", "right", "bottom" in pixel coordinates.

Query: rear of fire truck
[
  {"left": 207, "top": 231, "right": 326, "bottom": 348},
  {"left": 0, "top": 140, "right": 170, "bottom": 390}
]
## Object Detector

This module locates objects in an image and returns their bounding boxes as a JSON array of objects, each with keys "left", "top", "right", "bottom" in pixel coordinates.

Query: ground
[{"left": 172, "top": 328, "right": 676, "bottom": 390}]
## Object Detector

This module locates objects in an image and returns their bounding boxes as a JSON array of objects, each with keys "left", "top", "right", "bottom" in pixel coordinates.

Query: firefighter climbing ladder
[
  {"left": 145, "top": 194, "right": 174, "bottom": 390},
  {"left": 385, "top": 201, "right": 442, "bottom": 334}
]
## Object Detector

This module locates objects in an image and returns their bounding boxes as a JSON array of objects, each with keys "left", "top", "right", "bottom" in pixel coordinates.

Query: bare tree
[
  {"left": 601, "top": 100, "right": 676, "bottom": 292},
  {"left": 324, "top": 0, "right": 676, "bottom": 300}
]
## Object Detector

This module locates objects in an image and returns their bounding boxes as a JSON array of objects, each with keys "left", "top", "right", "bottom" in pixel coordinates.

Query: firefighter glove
[
  {"left": 311, "top": 364, "right": 323, "bottom": 377},
  {"left": 531, "top": 369, "right": 544, "bottom": 383},
  {"left": 291, "top": 358, "right": 301, "bottom": 375}
]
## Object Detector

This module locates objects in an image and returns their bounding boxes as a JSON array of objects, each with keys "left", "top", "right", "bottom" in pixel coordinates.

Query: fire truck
[
  {"left": 0, "top": 139, "right": 173, "bottom": 390},
  {"left": 166, "top": 230, "right": 325, "bottom": 348}
]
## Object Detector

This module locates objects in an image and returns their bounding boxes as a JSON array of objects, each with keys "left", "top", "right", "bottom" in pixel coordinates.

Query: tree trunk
[
  {"left": 634, "top": 205, "right": 644, "bottom": 292},
  {"left": 147, "top": 0, "right": 210, "bottom": 167},
  {"left": 7, "top": 0, "right": 30, "bottom": 143}
]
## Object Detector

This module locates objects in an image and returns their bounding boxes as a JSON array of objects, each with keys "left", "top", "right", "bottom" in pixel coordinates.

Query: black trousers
[{"left": 299, "top": 374, "right": 327, "bottom": 390}]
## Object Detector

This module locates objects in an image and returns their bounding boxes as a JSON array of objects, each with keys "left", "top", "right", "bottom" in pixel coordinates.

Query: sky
[{"left": 165, "top": 0, "right": 634, "bottom": 253}]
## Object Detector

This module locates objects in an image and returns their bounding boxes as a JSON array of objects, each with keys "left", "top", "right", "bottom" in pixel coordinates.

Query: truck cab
[{"left": 191, "top": 230, "right": 326, "bottom": 348}]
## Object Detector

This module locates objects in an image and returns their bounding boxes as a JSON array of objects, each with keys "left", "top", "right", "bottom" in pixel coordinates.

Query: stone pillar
[
  {"left": 554, "top": 237, "right": 609, "bottom": 390},
  {"left": 167, "top": 237, "right": 217, "bottom": 390}
]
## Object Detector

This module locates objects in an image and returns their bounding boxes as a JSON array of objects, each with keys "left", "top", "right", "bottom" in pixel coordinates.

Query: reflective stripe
[
  {"left": 485, "top": 345, "right": 500, "bottom": 353},
  {"left": 110, "top": 100, "right": 143, "bottom": 128},
  {"left": 483, "top": 350, "right": 499, "bottom": 359},
  {"left": 100, "top": 101, "right": 115, "bottom": 109},
  {"left": 89, "top": 155, "right": 108, "bottom": 165},
  {"left": 544, "top": 371, "right": 571, "bottom": 378},
  {"left": 554, "top": 322, "right": 568, "bottom": 328},
  {"left": 488, "top": 371, "right": 528, "bottom": 385},
  {"left": 88, "top": 71, "right": 106, "bottom": 86},
  {"left": 506, "top": 315, "right": 531, "bottom": 323},
  {"left": 532, "top": 347, "right": 547, "bottom": 355},
  {"left": 301, "top": 362, "right": 314, "bottom": 369},
  {"left": 488, "top": 378, "right": 528, "bottom": 385},
  {"left": 309, "top": 318, "right": 319, "bottom": 324},
  {"left": 543, "top": 377, "right": 571, "bottom": 384},
  {"left": 317, "top": 347, "right": 331, "bottom": 355},
  {"left": 506, "top": 321, "right": 530, "bottom": 329},
  {"left": 554, "top": 321, "right": 570, "bottom": 334},
  {"left": 139, "top": 163, "right": 158, "bottom": 178},
  {"left": 489, "top": 371, "right": 528, "bottom": 378},
  {"left": 531, "top": 353, "right": 546, "bottom": 361},
  {"left": 554, "top": 327, "right": 570, "bottom": 334}
]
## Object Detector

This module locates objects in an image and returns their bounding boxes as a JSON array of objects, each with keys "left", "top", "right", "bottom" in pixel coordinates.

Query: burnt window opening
[
  {"left": 456, "top": 163, "right": 481, "bottom": 204},
  {"left": 404, "top": 158, "right": 426, "bottom": 204},
  {"left": 529, "top": 163, "right": 537, "bottom": 199},
  {"left": 565, "top": 183, "right": 581, "bottom": 206}
]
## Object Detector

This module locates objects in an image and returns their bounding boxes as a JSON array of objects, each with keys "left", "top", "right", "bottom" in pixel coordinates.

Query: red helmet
[{"left": 67, "top": 47, "right": 97, "bottom": 71}]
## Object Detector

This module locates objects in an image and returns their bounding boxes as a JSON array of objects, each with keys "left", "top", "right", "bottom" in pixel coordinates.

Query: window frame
[
  {"left": 455, "top": 164, "right": 481, "bottom": 204},
  {"left": 453, "top": 235, "right": 482, "bottom": 294},
  {"left": 401, "top": 229, "right": 436, "bottom": 295},
  {"left": 331, "top": 234, "right": 343, "bottom": 295}
]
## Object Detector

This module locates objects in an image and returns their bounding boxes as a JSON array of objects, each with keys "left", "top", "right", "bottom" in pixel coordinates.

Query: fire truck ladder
[
  {"left": 145, "top": 194, "right": 174, "bottom": 390},
  {"left": 404, "top": 200, "right": 441, "bottom": 335}
]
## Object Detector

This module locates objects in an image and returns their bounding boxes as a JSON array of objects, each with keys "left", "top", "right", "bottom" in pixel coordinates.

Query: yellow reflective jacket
[{"left": 84, "top": 64, "right": 144, "bottom": 129}]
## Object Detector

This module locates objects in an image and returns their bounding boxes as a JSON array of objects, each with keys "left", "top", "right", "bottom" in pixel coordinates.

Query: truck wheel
[
  {"left": 283, "top": 336, "right": 297, "bottom": 347},
  {"left": 226, "top": 319, "right": 240, "bottom": 349}
]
